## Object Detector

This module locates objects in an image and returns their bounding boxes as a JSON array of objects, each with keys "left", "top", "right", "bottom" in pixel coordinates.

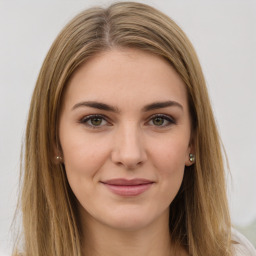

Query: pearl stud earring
[{"left": 189, "top": 153, "right": 195, "bottom": 163}]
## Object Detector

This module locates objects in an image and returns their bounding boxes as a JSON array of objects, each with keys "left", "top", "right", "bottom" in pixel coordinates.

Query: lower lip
[{"left": 103, "top": 183, "right": 153, "bottom": 196}]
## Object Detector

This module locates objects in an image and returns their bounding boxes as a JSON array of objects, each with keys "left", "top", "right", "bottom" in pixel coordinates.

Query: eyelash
[
  {"left": 79, "top": 114, "right": 176, "bottom": 129},
  {"left": 148, "top": 114, "right": 176, "bottom": 127},
  {"left": 79, "top": 114, "right": 110, "bottom": 129}
]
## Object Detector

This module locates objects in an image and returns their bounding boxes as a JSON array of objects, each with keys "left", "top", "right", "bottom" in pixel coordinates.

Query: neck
[{"left": 80, "top": 209, "right": 176, "bottom": 256}]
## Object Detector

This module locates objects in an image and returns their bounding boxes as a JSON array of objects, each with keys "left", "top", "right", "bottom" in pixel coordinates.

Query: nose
[{"left": 111, "top": 124, "right": 147, "bottom": 169}]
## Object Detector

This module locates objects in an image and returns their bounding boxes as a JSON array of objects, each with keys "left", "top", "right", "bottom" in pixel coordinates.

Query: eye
[
  {"left": 80, "top": 115, "right": 109, "bottom": 128},
  {"left": 148, "top": 114, "right": 175, "bottom": 127}
]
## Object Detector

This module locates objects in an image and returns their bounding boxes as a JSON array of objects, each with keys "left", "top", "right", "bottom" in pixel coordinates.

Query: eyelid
[
  {"left": 79, "top": 114, "right": 111, "bottom": 128},
  {"left": 147, "top": 113, "right": 176, "bottom": 126},
  {"left": 79, "top": 113, "right": 176, "bottom": 129}
]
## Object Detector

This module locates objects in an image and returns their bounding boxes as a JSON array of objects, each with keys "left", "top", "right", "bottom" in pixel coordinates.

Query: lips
[{"left": 101, "top": 179, "right": 154, "bottom": 196}]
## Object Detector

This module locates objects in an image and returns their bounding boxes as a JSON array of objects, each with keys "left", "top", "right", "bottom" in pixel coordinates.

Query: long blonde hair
[{"left": 14, "top": 2, "right": 232, "bottom": 255}]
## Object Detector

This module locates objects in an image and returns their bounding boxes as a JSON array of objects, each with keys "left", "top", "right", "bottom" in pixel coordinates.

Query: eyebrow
[
  {"left": 72, "top": 101, "right": 119, "bottom": 112},
  {"left": 72, "top": 100, "right": 183, "bottom": 112},
  {"left": 142, "top": 101, "right": 183, "bottom": 112}
]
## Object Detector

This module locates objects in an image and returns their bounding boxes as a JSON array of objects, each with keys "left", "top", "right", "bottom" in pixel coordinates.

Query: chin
[
  {"left": 98, "top": 205, "right": 169, "bottom": 232},
  {"left": 105, "top": 214, "right": 153, "bottom": 231}
]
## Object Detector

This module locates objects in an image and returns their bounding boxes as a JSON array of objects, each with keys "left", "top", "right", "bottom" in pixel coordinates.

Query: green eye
[
  {"left": 152, "top": 117, "right": 165, "bottom": 126},
  {"left": 148, "top": 114, "right": 175, "bottom": 127},
  {"left": 80, "top": 115, "right": 108, "bottom": 128},
  {"left": 90, "top": 117, "right": 103, "bottom": 126}
]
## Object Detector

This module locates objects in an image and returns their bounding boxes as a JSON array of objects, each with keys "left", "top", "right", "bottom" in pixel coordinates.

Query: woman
[{"left": 13, "top": 2, "right": 256, "bottom": 256}]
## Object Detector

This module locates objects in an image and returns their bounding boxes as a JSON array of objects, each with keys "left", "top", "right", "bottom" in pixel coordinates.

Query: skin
[{"left": 59, "top": 48, "right": 193, "bottom": 256}]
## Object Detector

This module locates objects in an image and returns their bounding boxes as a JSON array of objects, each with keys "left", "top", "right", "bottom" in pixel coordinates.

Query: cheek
[
  {"left": 149, "top": 135, "right": 188, "bottom": 198},
  {"left": 151, "top": 135, "right": 189, "bottom": 173},
  {"left": 60, "top": 131, "right": 110, "bottom": 180},
  {"left": 60, "top": 133, "right": 111, "bottom": 207}
]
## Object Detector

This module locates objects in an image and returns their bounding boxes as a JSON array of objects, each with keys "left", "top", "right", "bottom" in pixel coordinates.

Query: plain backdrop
[{"left": 0, "top": 0, "right": 255, "bottom": 255}]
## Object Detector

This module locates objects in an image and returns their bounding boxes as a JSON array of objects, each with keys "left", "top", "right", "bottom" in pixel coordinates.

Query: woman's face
[{"left": 59, "top": 48, "right": 193, "bottom": 231}]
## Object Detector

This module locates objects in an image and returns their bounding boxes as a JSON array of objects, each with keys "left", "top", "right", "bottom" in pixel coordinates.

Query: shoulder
[{"left": 232, "top": 228, "right": 256, "bottom": 256}]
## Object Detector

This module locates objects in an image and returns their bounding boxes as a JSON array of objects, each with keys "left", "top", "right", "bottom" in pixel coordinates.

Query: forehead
[{"left": 63, "top": 48, "right": 189, "bottom": 111}]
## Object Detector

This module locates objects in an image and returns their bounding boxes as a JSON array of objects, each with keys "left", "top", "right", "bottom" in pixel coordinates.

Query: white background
[{"left": 0, "top": 0, "right": 255, "bottom": 255}]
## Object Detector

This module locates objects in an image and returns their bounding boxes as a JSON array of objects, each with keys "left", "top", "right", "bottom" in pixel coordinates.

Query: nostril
[
  {"left": 113, "top": 157, "right": 145, "bottom": 170},
  {"left": 110, "top": 134, "right": 147, "bottom": 168}
]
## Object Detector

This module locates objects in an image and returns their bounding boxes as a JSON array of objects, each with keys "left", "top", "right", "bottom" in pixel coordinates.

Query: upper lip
[{"left": 101, "top": 178, "right": 154, "bottom": 186}]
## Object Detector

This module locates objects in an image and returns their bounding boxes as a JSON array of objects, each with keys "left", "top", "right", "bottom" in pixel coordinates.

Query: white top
[{"left": 232, "top": 228, "right": 256, "bottom": 256}]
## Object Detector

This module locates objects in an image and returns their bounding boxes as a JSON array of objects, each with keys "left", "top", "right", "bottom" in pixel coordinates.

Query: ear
[
  {"left": 185, "top": 153, "right": 195, "bottom": 166},
  {"left": 185, "top": 138, "right": 195, "bottom": 167},
  {"left": 53, "top": 142, "right": 64, "bottom": 164}
]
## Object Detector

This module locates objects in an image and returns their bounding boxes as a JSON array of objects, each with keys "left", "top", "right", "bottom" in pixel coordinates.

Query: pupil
[
  {"left": 153, "top": 117, "right": 164, "bottom": 126},
  {"left": 91, "top": 117, "right": 102, "bottom": 126}
]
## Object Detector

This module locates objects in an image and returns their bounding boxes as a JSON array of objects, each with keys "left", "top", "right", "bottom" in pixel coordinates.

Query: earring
[
  {"left": 56, "top": 156, "right": 62, "bottom": 161},
  {"left": 189, "top": 153, "right": 195, "bottom": 163}
]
